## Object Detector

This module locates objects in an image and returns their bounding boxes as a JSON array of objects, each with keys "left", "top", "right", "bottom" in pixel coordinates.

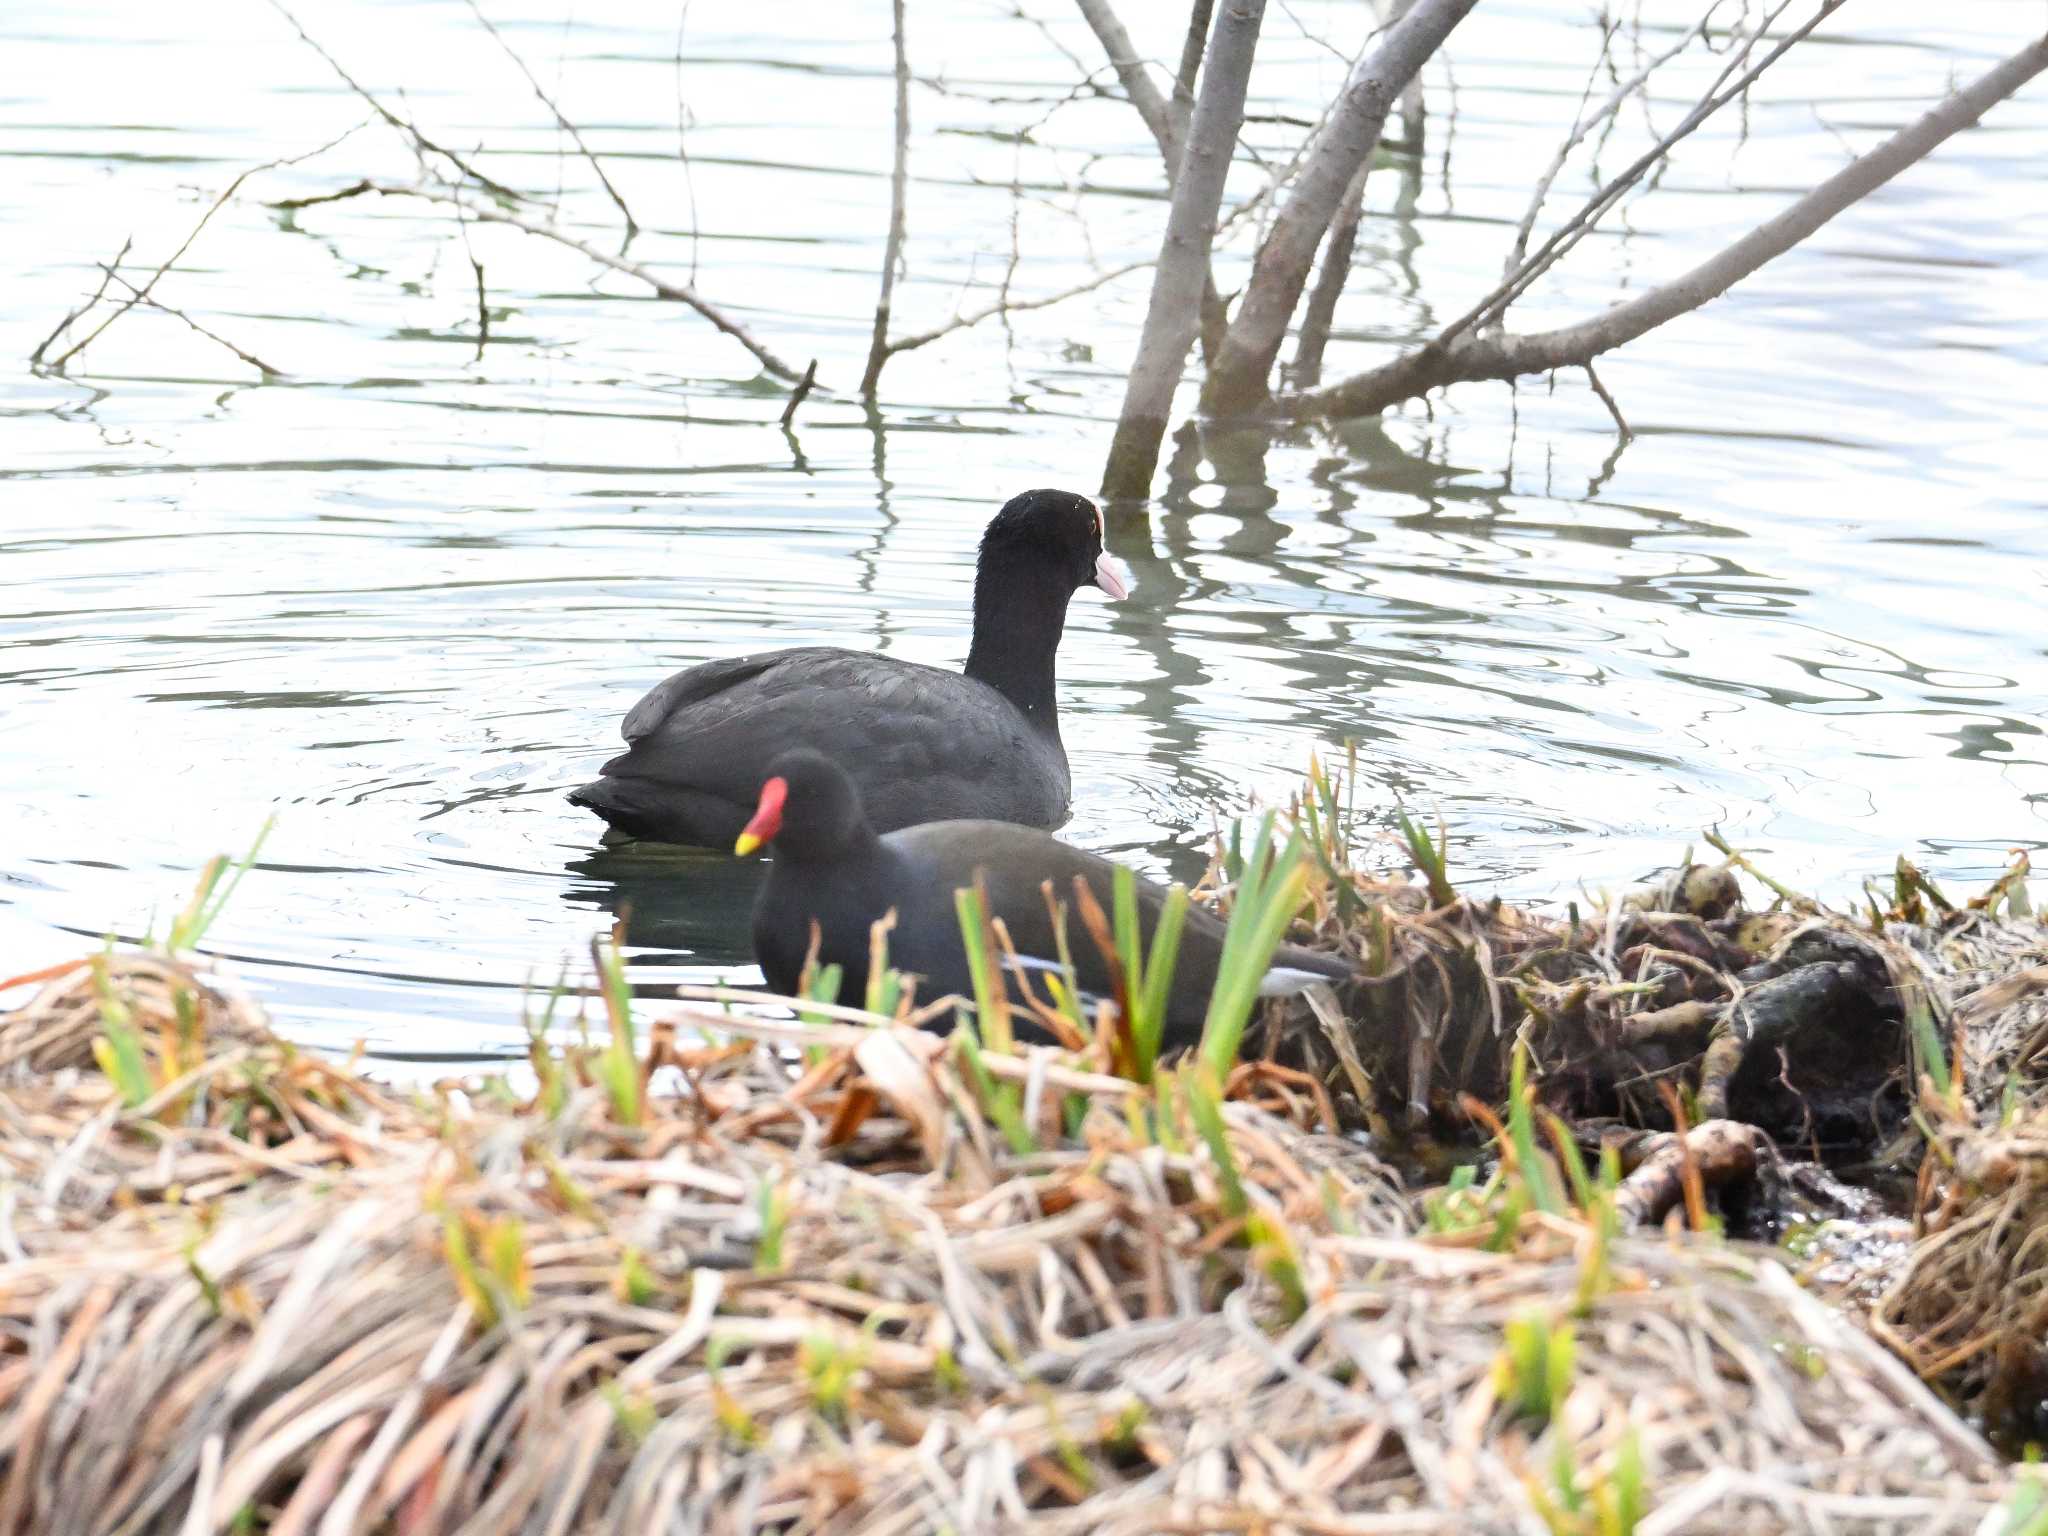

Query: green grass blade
[
  {"left": 1133, "top": 884, "right": 1189, "bottom": 1081},
  {"left": 1199, "top": 819, "right": 1312, "bottom": 1076},
  {"left": 953, "top": 882, "right": 1013, "bottom": 1054},
  {"left": 1183, "top": 1063, "right": 1248, "bottom": 1219}
]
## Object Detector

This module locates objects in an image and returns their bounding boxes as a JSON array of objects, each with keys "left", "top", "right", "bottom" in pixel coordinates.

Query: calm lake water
[{"left": 2, "top": 0, "right": 2044, "bottom": 1056}]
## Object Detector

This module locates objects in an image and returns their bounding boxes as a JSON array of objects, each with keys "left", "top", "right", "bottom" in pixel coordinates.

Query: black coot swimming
[{"left": 568, "top": 489, "right": 1125, "bottom": 848}]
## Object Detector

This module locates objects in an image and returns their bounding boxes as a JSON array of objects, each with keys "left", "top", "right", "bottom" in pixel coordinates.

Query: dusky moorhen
[
  {"left": 568, "top": 489, "right": 1125, "bottom": 848},
  {"left": 734, "top": 749, "right": 1352, "bottom": 1054}
]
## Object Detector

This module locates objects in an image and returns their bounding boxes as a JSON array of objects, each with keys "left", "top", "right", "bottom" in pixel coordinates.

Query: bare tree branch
[
  {"left": 1497, "top": 9, "right": 1710, "bottom": 287},
  {"left": 1203, "top": 0, "right": 1478, "bottom": 414},
  {"left": 98, "top": 266, "right": 287, "bottom": 377},
  {"left": 1171, "top": 0, "right": 1216, "bottom": 143},
  {"left": 1283, "top": 31, "right": 2048, "bottom": 421},
  {"left": 1102, "top": 0, "right": 1269, "bottom": 499},
  {"left": 1074, "top": 0, "right": 1181, "bottom": 166},
  {"left": 28, "top": 236, "right": 130, "bottom": 367},
  {"left": 1449, "top": 0, "right": 1826, "bottom": 352},
  {"left": 460, "top": 0, "right": 639, "bottom": 236},
  {"left": 1288, "top": 159, "right": 1368, "bottom": 385},
  {"left": 266, "top": 0, "right": 525, "bottom": 204},
  {"left": 39, "top": 121, "right": 367, "bottom": 372},
  {"left": 881, "top": 261, "right": 1145, "bottom": 357},
  {"left": 273, "top": 180, "right": 807, "bottom": 382},
  {"left": 860, "top": 0, "right": 913, "bottom": 398}
]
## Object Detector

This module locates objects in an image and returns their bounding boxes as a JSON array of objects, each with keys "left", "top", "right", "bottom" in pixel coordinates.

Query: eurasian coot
[
  {"left": 734, "top": 749, "right": 1352, "bottom": 1053},
  {"left": 568, "top": 489, "right": 1125, "bottom": 848}
]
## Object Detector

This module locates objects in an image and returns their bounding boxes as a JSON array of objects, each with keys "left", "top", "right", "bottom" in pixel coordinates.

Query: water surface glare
[{"left": 2, "top": 0, "right": 2044, "bottom": 1055}]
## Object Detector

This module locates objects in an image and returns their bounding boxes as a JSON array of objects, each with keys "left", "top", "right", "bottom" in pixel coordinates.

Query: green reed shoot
[
  {"left": 615, "top": 1247, "right": 658, "bottom": 1306},
  {"left": 1496, "top": 1309, "right": 1576, "bottom": 1426},
  {"left": 601, "top": 1380, "right": 657, "bottom": 1444},
  {"left": 706, "top": 1336, "right": 763, "bottom": 1447},
  {"left": 800, "top": 1325, "right": 873, "bottom": 1427},
  {"left": 1199, "top": 811, "right": 1312, "bottom": 1076},
  {"left": 525, "top": 966, "right": 572, "bottom": 1119},
  {"left": 755, "top": 1178, "right": 789, "bottom": 1272},
  {"left": 1247, "top": 1210, "right": 1310, "bottom": 1322},
  {"left": 948, "top": 878, "right": 1036, "bottom": 1148},
  {"left": 1394, "top": 802, "right": 1455, "bottom": 908},
  {"left": 443, "top": 1210, "right": 531, "bottom": 1330},
  {"left": 91, "top": 948, "right": 152, "bottom": 1109},
  {"left": 1039, "top": 881, "right": 1090, "bottom": 1041},
  {"left": 1905, "top": 987, "right": 1952, "bottom": 1101},
  {"left": 953, "top": 881, "right": 1014, "bottom": 1054},
  {"left": 1107, "top": 863, "right": 1190, "bottom": 1084},
  {"left": 955, "top": 1026, "right": 1034, "bottom": 1155},
  {"left": 1301, "top": 750, "right": 1363, "bottom": 920},
  {"left": 1182, "top": 1063, "right": 1249, "bottom": 1219},
  {"left": 864, "top": 915, "right": 901, "bottom": 1018},
  {"left": 1507, "top": 1039, "right": 1565, "bottom": 1216},
  {"left": 166, "top": 815, "right": 275, "bottom": 955},
  {"left": 590, "top": 930, "right": 642, "bottom": 1126}
]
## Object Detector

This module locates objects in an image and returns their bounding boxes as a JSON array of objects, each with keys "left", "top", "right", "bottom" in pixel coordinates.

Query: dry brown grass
[{"left": 0, "top": 942, "right": 2024, "bottom": 1534}]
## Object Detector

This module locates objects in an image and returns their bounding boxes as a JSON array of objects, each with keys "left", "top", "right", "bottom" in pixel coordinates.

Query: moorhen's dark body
[
  {"left": 568, "top": 489, "right": 1125, "bottom": 849},
  {"left": 735, "top": 750, "right": 1352, "bottom": 1054}
]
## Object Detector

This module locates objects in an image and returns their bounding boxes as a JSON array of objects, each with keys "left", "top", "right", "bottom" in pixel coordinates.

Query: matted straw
[{"left": 0, "top": 946, "right": 2019, "bottom": 1534}]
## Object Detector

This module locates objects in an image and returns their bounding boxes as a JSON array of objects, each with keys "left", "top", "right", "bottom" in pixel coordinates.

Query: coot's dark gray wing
[
  {"left": 596, "top": 650, "right": 1068, "bottom": 837},
  {"left": 619, "top": 652, "right": 793, "bottom": 742}
]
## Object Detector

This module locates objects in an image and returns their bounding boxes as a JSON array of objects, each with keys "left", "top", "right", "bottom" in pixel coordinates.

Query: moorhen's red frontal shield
[{"left": 733, "top": 776, "right": 787, "bottom": 857}]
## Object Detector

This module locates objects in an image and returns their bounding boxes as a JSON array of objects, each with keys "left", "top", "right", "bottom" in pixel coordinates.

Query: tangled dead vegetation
[
  {"left": 0, "top": 933, "right": 2031, "bottom": 1535},
  {"left": 1870, "top": 909, "right": 2048, "bottom": 1441}
]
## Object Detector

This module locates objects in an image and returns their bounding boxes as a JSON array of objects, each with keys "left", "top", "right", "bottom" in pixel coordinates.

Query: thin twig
[
  {"left": 28, "top": 236, "right": 131, "bottom": 367},
  {"left": 470, "top": 257, "right": 490, "bottom": 361},
  {"left": 1498, "top": 9, "right": 1712, "bottom": 288},
  {"left": 266, "top": 0, "right": 526, "bottom": 204},
  {"left": 41, "top": 121, "right": 367, "bottom": 372},
  {"left": 271, "top": 179, "right": 806, "bottom": 382},
  {"left": 1440, "top": 0, "right": 1828, "bottom": 350},
  {"left": 460, "top": 0, "right": 638, "bottom": 236},
  {"left": 860, "top": 0, "right": 913, "bottom": 398},
  {"left": 779, "top": 359, "right": 818, "bottom": 429},
  {"left": 1287, "top": 21, "right": 2048, "bottom": 419},
  {"left": 98, "top": 267, "right": 287, "bottom": 377},
  {"left": 1584, "top": 359, "right": 1629, "bottom": 437},
  {"left": 882, "top": 261, "right": 1145, "bottom": 359}
]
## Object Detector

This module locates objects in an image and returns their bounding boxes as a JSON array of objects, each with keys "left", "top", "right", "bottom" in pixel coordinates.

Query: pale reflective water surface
[{"left": 2, "top": 0, "right": 2044, "bottom": 1055}]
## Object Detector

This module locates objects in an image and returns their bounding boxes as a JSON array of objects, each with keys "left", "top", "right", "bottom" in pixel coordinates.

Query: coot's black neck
[{"left": 962, "top": 559, "right": 1072, "bottom": 735}]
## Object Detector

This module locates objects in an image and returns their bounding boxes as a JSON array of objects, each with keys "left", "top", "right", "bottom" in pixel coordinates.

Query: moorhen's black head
[
  {"left": 978, "top": 489, "right": 1129, "bottom": 602},
  {"left": 733, "top": 748, "right": 871, "bottom": 863}
]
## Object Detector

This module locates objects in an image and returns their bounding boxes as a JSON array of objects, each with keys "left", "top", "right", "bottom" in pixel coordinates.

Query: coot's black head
[
  {"left": 978, "top": 489, "right": 1129, "bottom": 601},
  {"left": 734, "top": 748, "right": 871, "bottom": 863}
]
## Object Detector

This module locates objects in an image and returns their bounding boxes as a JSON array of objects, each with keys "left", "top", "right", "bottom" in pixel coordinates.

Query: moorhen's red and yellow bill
[
  {"left": 735, "top": 749, "right": 1352, "bottom": 1055},
  {"left": 570, "top": 490, "right": 1127, "bottom": 849}
]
